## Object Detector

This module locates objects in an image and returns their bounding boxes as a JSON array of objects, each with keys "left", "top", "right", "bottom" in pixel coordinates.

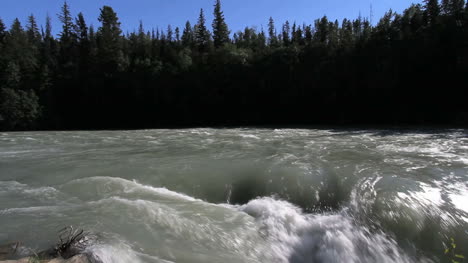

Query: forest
[{"left": 0, "top": 0, "right": 467, "bottom": 130}]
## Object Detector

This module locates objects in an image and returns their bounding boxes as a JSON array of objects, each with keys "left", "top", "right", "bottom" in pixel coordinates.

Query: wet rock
[
  {"left": 0, "top": 254, "right": 90, "bottom": 263},
  {"left": 50, "top": 254, "right": 91, "bottom": 263},
  {"left": 0, "top": 259, "right": 29, "bottom": 263},
  {"left": 0, "top": 242, "right": 24, "bottom": 260}
]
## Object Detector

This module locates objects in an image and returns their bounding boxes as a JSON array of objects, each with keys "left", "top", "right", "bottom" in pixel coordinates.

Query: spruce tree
[
  {"left": 6, "top": 19, "right": 36, "bottom": 70},
  {"left": 58, "top": 1, "right": 75, "bottom": 43},
  {"left": 175, "top": 27, "right": 180, "bottom": 42},
  {"left": 97, "top": 6, "right": 124, "bottom": 72},
  {"left": 423, "top": 0, "right": 440, "bottom": 25},
  {"left": 0, "top": 18, "right": 6, "bottom": 46},
  {"left": 75, "top": 13, "right": 88, "bottom": 42},
  {"left": 450, "top": 0, "right": 465, "bottom": 15},
  {"left": 195, "top": 9, "right": 210, "bottom": 50},
  {"left": 268, "top": 17, "right": 278, "bottom": 46},
  {"left": 212, "top": 0, "right": 230, "bottom": 48},
  {"left": 282, "top": 21, "right": 291, "bottom": 46},
  {"left": 26, "top": 15, "right": 41, "bottom": 45},
  {"left": 182, "top": 21, "right": 193, "bottom": 46},
  {"left": 304, "top": 25, "right": 312, "bottom": 44},
  {"left": 167, "top": 25, "right": 173, "bottom": 41},
  {"left": 75, "top": 12, "right": 90, "bottom": 72},
  {"left": 44, "top": 14, "right": 53, "bottom": 40},
  {"left": 0, "top": 62, "right": 41, "bottom": 129}
]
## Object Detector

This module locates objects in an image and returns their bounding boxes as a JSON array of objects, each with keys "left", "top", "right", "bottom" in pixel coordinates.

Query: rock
[
  {"left": 0, "top": 259, "right": 29, "bottom": 263},
  {"left": 49, "top": 255, "right": 90, "bottom": 263},
  {"left": 0, "top": 242, "right": 23, "bottom": 260},
  {"left": 0, "top": 254, "right": 90, "bottom": 263}
]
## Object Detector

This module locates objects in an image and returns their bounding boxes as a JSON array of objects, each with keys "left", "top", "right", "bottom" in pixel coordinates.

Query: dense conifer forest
[{"left": 0, "top": 0, "right": 467, "bottom": 130}]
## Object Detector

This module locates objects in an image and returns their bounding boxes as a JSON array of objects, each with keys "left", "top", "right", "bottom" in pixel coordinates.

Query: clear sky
[{"left": 2, "top": 0, "right": 421, "bottom": 35}]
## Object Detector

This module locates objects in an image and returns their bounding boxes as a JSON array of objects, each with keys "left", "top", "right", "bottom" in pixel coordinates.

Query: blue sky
[{"left": 2, "top": 0, "right": 421, "bottom": 35}]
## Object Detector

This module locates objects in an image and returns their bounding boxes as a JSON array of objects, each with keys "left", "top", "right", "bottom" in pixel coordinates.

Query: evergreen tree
[
  {"left": 304, "top": 24, "right": 312, "bottom": 44},
  {"left": 268, "top": 17, "right": 278, "bottom": 46},
  {"left": 26, "top": 15, "right": 41, "bottom": 45},
  {"left": 44, "top": 14, "right": 53, "bottom": 40},
  {"left": 195, "top": 9, "right": 210, "bottom": 50},
  {"left": 0, "top": 62, "right": 41, "bottom": 129},
  {"left": 282, "top": 21, "right": 291, "bottom": 46},
  {"left": 315, "top": 16, "right": 330, "bottom": 44},
  {"left": 75, "top": 12, "right": 90, "bottom": 72},
  {"left": 423, "top": 0, "right": 440, "bottom": 25},
  {"left": 212, "top": 0, "right": 230, "bottom": 48},
  {"left": 182, "top": 21, "right": 194, "bottom": 46},
  {"left": 0, "top": 0, "right": 466, "bottom": 131},
  {"left": 58, "top": 1, "right": 75, "bottom": 43},
  {"left": 0, "top": 18, "right": 6, "bottom": 64},
  {"left": 97, "top": 5, "right": 124, "bottom": 72},
  {"left": 0, "top": 18, "right": 5, "bottom": 43},
  {"left": 75, "top": 12, "right": 88, "bottom": 42},
  {"left": 175, "top": 27, "right": 180, "bottom": 42},
  {"left": 167, "top": 25, "right": 173, "bottom": 41},
  {"left": 340, "top": 19, "right": 354, "bottom": 48},
  {"left": 5, "top": 18, "right": 36, "bottom": 71}
]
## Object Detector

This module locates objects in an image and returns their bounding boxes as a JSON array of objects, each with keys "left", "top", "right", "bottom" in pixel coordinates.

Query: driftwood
[
  {"left": 0, "top": 227, "right": 101, "bottom": 263},
  {"left": 54, "top": 226, "right": 96, "bottom": 260}
]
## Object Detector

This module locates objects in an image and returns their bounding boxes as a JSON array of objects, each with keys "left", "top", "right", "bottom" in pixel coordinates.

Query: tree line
[{"left": 0, "top": 0, "right": 467, "bottom": 130}]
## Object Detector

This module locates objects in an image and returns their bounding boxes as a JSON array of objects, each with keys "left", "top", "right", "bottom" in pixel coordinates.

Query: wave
[
  {"left": 240, "top": 197, "right": 419, "bottom": 263},
  {"left": 2, "top": 174, "right": 464, "bottom": 262}
]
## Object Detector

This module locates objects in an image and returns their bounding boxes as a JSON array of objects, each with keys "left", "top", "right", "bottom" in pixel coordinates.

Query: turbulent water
[{"left": 0, "top": 129, "right": 467, "bottom": 263}]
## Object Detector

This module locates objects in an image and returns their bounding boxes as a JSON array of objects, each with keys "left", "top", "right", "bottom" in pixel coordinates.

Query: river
[{"left": 0, "top": 129, "right": 467, "bottom": 263}]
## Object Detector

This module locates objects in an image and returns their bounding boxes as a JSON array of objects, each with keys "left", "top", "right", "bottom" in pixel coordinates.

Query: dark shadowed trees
[
  {"left": 195, "top": 9, "right": 210, "bottom": 51},
  {"left": 212, "top": 0, "right": 230, "bottom": 48},
  {"left": 0, "top": 0, "right": 467, "bottom": 130}
]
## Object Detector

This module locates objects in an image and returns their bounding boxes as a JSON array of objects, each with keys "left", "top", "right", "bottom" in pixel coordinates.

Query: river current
[{"left": 0, "top": 129, "right": 467, "bottom": 263}]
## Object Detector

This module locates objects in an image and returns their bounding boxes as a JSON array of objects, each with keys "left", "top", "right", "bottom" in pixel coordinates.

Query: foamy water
[{"left": 0, "top": 129, "right": 467, "bottom": 262}]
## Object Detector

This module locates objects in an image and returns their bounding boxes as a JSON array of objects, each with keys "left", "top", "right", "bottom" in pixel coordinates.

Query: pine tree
[
  {"left": 167, "top": 25, "right": 173, "bottom": 41},
  {"left": 450, "top": 0, "right": 465, "bottom": 15},
  {"left": 0, "top": 62, "right": 41, "bottom": 129},
  {"left": 58, "top": 1, "right": 75, "bottom": 43},
  {"left": 442, "top": 0, "right": 451, "bottom": 13},
  {"left": 423, "top": 0, "right": 440, "bottom": 25},
  {"left": 256, "top": 29, "right": 266, "bottom": 49},
  {"left": 138, "top": 21, "right": 145, "bottom": 39},
  {"left": 304, "top": 25, "right": 312, "bottom": 44},
  {"left": 182, "top": 21, "right": 193, "bottom": 46},
  {"left": 340, "top": 19, "right": 354, "bottom": 49},
  {"left": 268, "top": 17, "right": 278, "bottom": 46},
  {"left": 75, "top": 12, "right": 88, "bottom": 42},
  {"left": 212, "top": 0, "right": 230, "bottom": 48},
  {"left": 42, "top": 14, "right": 56, "bottom": 69},
  {"left": 282, "top": 21, "right": 291, "bottom": 46},
  {"left": 0, "top": 18, "right": 6, "bottom": 47},
  {"left": 315, "top": 16, "right": 330, "bottom": 44},
  {"left": 75, "top": 12, "right": 90, "bottom": 71},
  {"left": 6, "top": 19, "right": 36, "bottom": 70},
  {"left": 44, "top": 14, "right": 53, "bottom": 40},
  {"left": 175, "top": 27, "right": 180, "bottom": 42},
  {"left": 26, "top": 15, "right": 41, "bottom": 45},
  {"left": 97, "top": 6, "right": 124, "bottom": 72},
  {"left": 195, "top": 9, "right": 210, "bottom": 50}
]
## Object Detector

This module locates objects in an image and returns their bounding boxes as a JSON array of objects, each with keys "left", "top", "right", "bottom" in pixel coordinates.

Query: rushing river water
[{"left": 0, "top": 129, "right": 467, "bottom": 263}]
